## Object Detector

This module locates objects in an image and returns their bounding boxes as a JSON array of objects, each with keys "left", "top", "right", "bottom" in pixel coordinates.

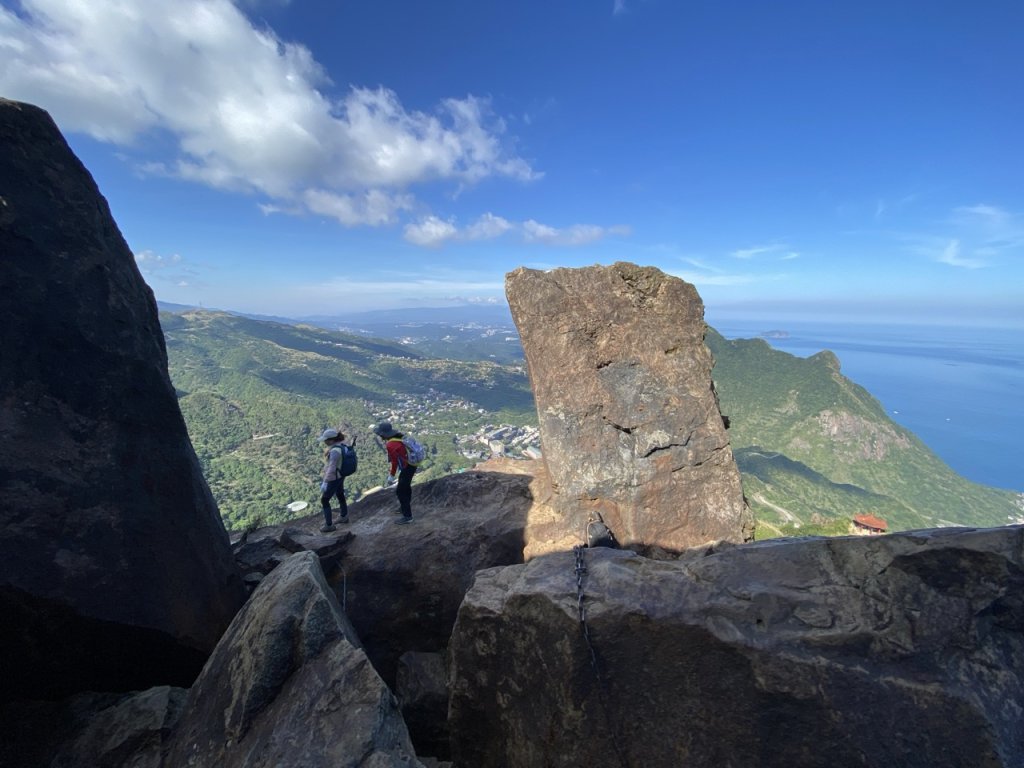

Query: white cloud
[
  {"left": 874, "top": 193, "right": 919, "bottom": 219},
  {"left": 522, "top": 220, "right": 630, "bottom": 246},
  {"left": 0, "top": 0, "right": 539, "bottom": 226},
  {"left": 936, "top": 239, "right": 987, "bottom": 269},
  {"left": 402, "top": 214, "right": 629, "bottom": 248},
  {"left": 235, "top": 0, "right": 291, "bottom": 7},
  {"left": 135, "top": 249, "right": 208, "bottom": 287},
  {"left": 731, "top": 243, "right": 789, "bottom": 259},
  {"left": 464, "top": 212, "right": 514, "bottom": 241},
  {"left": 302, "top": 188, "right": 413, "bottom": 227},
  {"left": 521, "top": 220, "right": 560, "bottom": 243},
  {"left": 665, "top": 255, "right": 763, "bottom": 287},
  {"left": 404, "top": 216, "right": 460, "bottom": 247},
  {"left": 135, "top": 250, "right": 183, "bottom": 270},
  {"left": 663, "top": 250, "right": 793, "bottom": 289},
  {"left": 953, "top": 204, "right": 1011, "bottom": 227},
  {"left": 951, "top": 204, "right": 1023, "bottom": 250},
  {"left": 670, "top": 271, "right": 759, "bottom": 287},
  {"left": 900, "top": 203, "right": 1022, "bottom": 269}
]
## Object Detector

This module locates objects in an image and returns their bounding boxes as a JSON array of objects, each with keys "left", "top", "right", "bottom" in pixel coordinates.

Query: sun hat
[
  {"left": 373, "top": 421, "right": 400, "bottom": 438},
  {"left": 318, "top": 428, "right": 340, "bottom": 442}
]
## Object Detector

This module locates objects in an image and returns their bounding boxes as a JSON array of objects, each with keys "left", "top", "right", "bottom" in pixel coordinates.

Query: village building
[{"left": 852, "top": 514, "right": 888, "bottom": 535}]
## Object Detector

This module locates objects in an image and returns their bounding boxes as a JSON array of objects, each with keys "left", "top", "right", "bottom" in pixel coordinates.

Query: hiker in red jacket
[{"left": 374, "top": 421, "right": 416, "bottom": 524}]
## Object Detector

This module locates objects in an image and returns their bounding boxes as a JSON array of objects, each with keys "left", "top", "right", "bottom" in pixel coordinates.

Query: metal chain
[{"left": 573, "top": 545, "right": 630, "bottom": 768}]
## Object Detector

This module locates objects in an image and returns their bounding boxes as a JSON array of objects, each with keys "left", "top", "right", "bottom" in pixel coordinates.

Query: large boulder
[
  {"left": 226, "top": 464, "right": 535, "bottom": 761},
  {"left": 0, "top": 98, "right": 245, "bottom": 700},
  {"left": 448, "top": 526, "right": 1024, "bottom": 767},
  {"left": 229, "top": 465, "right": 536, "bottom": 688},
  {"left": 314, "top": 466, "right": 533, "bottom": 688},
  {"left": 166, "top": 551, "right": 424, "bottom": 767},
  {"left": 49, "top": 687, "right": 187, "bottom": 768},
  {"left": 505, "top": 262, "right": 754, "bottom": 556}
]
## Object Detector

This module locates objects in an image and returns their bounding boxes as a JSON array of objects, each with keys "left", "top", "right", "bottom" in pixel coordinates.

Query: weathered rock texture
[
  {"left": 0, "top": 98, "right": 245, "bottom": 700},
  {"left": 396, "top": 652, "right": 450, "bottom": 761},
  {"left": 243, "top": 465, "right": 534, "bottom": 690},
  {"left": 506, "top": 263, "right": 753, "bottom": 555},
  {"left": 50, "top": 686, "right": 186, "bottom": 768},
  {"left": 0, "top": 691, "right": 141, "bottom": 768},
  {"left": 166, "top": 551, "right": 424, "bottom": 768},
  {"left": 448, "top": 526, "right": 1024, "bottom": 767},
  {"left": 222, "top": 465, "right": 533, "bottom": 761}
]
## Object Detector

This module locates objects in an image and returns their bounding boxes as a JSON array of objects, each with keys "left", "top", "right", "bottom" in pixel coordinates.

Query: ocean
[{"left": 711, "top": 320, "right": 1023, "bottom": 493}]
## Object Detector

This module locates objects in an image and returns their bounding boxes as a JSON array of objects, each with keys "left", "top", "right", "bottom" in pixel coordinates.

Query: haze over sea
[{"left": 711, "top": 319, "right": 1023, "bottom": 493}]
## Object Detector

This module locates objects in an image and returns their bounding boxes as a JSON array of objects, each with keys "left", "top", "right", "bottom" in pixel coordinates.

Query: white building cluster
[
  {"left": 457, "top": 424, "right": 542, "bottom": 461},
  {"left": 361, "top": 389, "right": 541, "bottom": 462}
]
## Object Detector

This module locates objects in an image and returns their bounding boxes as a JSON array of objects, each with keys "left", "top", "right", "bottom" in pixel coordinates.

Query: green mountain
[
  {"left": 163, "top": 310, "right": 1022, "bottom": 536},
  {"left": 705, "top": 329, "right": 1022, "bottom": 536},
  {"left": 162, "top": 310, "right": 534, "bottom": 530}
]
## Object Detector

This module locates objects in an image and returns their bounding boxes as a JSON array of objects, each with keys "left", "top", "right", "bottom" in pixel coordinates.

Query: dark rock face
[
  {"left": 506, "top": 263, "right": 754, "bottom": 555},
  {"left": 166, "top": 551, "right": 424, "bottom": 768},
  {"left": 396, "top": 652, "right": 450, "bottom": 761},
  {"left": 49, "top": 686, "right": 186, "bottom": 768},
  {"left": 233, "top": 525, "right": 353, "bottom": 580},
  {"left": 239, "top": 466, "right": 534, "bottom": 689},
  {"left": 0, "top": 99, "right": 245, "bottom": 700},
  {"left": 448, "top": 526, "right": 1024, "bottom": 767}
]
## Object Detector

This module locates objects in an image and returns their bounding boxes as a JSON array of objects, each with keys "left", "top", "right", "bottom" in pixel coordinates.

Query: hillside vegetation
[
  {"left": 163, "top": 310, "right": 1021, "bottom": 535},
  {"left": 705, "top": 330, "right": 1021, "bottom": 535},
  {"left": 163, "top": 311, "right": 534, "bottom": 530}
]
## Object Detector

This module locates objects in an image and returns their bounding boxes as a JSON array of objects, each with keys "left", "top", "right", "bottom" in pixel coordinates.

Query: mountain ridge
[{"left": 161, "top": 308, "right": 1022, "bottom": 533}]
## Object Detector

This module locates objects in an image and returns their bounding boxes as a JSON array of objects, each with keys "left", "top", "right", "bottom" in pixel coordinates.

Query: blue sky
[{"left": 2, "top": 0, "right": 1022, "bottom": 326}]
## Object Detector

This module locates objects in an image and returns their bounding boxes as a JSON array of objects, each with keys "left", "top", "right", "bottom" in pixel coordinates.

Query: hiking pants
[
  {"left": 396, "top": 464, "right": 416, "bottom": 519},
  {"left": 320, "top": 478, "right": 347, "bottom": 525}
]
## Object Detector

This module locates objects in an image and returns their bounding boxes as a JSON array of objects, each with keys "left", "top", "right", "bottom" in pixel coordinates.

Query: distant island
[{"left": 760, "top": 329, "right": 790, "bottom": 339}]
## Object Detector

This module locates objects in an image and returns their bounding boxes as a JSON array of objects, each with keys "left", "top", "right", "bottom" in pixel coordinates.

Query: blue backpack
[
  {"left": 332, "top": 441, "right": 358, "bottom": 478},
  {"left": 402, "top": 436, "right": 426, "bottom": 466}
]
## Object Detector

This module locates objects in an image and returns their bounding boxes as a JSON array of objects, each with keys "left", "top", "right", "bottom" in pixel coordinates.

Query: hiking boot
[
  {"left": 320, "top": 524, "right": 337, "bottom": 533},
  {"left": 394, "top": 517, "right": 413, "bottom": 525},
  {"left": 337, "top": 514, "right": 349, "bottom": 524}
]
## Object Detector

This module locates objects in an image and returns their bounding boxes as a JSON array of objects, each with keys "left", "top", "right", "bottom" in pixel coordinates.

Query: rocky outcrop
[
  {"left": 223, "top": 465, "right": 534, "bottom": 761},
  {"left": 0, "top": 98, "right": 245, "bottom": 700},
  {"left": 166, "top": 551, "right": 424, "bottom": 767},
  {"left": 237, "top": 465, "right": 534, "bottom": 690},
  {"left": 50, "top": 687, "right": 186, "bottom": 768},
  {"left": 506, "top": 263, "right": 754, "bottom": 556},
  {"left": 448, "top": 525, "right": 1024, "bottom": 767}
]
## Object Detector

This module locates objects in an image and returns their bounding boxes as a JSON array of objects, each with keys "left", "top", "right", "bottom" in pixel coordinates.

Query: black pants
[
  {"left": 320, "top": 478, "right": 347, "bottom": 525},
  {"left": 396, "top": 464, "right": 416, "bottom": 518}
]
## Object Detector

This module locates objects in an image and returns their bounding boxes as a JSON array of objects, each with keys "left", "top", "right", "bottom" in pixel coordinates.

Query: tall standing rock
[
  {"left": 506, "top": 262, "right": 753, "bottom": 554},
  {"left": 0, "top": 99, "right": 245, "bottom": 700}
]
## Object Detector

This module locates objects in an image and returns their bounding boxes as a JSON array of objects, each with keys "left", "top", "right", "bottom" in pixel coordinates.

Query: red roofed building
[{"left": 852, "top": 514, "right": 888, "bottom": 535}]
